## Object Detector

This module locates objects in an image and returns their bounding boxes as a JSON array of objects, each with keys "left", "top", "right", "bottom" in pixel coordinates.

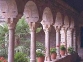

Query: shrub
[
  {"left": 60, "top": 45, "right": 66, "bottom": 51},
  {"left": 50, "top": 47, "right": 56, "bottom": 54},
  {"left": 14, "top": 52, "right": 28, "bottom": 62},
  {"left": 68, "top": 47, "right": 74, "bottom": 54},
  {"left": 36, "top": 49, "right": 44, "bottom": 57}
]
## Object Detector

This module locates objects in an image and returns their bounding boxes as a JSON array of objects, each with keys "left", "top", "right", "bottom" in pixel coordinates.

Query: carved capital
[
  {"left": 7, "top": 18, "right": 16, "bottom": 30},
  {"left": 62, "top": 27, "right": 68, "bottom": 32},
  {"left": 42, "top": 24, "right": 51, "bottom": 32},
  {"left": 28, "top": 22, "right": 37, "bottom": 32},
  {"left": 54, "top": 26, "right": 61, "bottom": 32},
  {"left": 56, "top": 28, "right": 60, "bottom": 33},
  {"left": 68, "top": 28, "right": 74, "bottom": 34}
]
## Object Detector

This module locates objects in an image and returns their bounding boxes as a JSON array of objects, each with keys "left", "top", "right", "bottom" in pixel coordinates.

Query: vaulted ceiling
[
  {"left": 63, "top": 0, "right": 83, "bottom": 13},
  {"left": 14, "top": 0, "right": 83, "bottom": 13}
]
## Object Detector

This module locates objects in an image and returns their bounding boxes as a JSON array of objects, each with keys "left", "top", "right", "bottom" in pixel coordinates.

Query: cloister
[{"left": 0, "top": 0, "right": 82, "bottom": 62}]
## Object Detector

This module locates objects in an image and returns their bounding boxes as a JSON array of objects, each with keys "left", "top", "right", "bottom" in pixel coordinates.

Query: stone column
[
  {"left": 70, "top": 29, "right": 73, "bottom": 47},
  {"left": 45, "top": 29, "right": 50, "bottom": 61},
  {"left": 64, "top": 28, "right": 67, "bottom": 53},
  {"left": 68, "top": 28, "right": 73, "bottom": 47},
  {"left": 61, "top": 28, "right": 67, "bottom": 55},
  {"left": 61, "top": 28, "right": 67, "bottom": 47},
  {"left": 8, "top": 18, "right": 16, "bottom": 62},
  {"left": 55, "top": 28, "right": 60, "bottom": 58},
  {"left": 64, "top": 28, "right": 68, "bottom": 55},
  {"left": 73, "top": 30, "right": 76, "bottom": 51},
  {"left": 42, "top": 25, "right": 51, "bottom": 61},
  {"left": 29, "top": 22, "right": 36, "bottom": 62}
]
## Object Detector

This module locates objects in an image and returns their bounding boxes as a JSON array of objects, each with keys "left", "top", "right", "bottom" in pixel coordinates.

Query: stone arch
[
  {"left": 63, "top": 15, "right": 69, "bottom": 28},
  {"left": 42, "top": 7, "right": 53, "bottom": 25},
  {"left": 54, "top": 12, "right": 63, "bottom": 27},
  {"left": 0, "top": 0, "right": 18, "bottom": 18},
  {"left": 24, "top": 1, "right": 39, "bottom": 23},
  {"left": 70, "top": 17, "right": 74, "bottom": 28}
]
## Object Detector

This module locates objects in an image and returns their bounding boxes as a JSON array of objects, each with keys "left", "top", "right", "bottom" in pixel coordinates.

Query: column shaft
[
  {"left": 8, "top": 29, "right": 15, "bottom": 62},
  {"left": 70, "top": 31, "right": 73, "bottom": 47},
  {"left": 30, "top": 31, "right": 36, "bottom": 62},
  {"left": 64, "top": 29, "right": 67, "bottom": 55},
  {"left": 67, "top": 29, "right": 73, "bottom": 47},
  {"left": 56, "top": 29, "right": 60, "bottom": 58},
  {"left": 45, "top": 30, "right": 51, "bottom": 61},
  {"left": 73, "top": 30, "right": 76, "bottom": 51},
  {"left": 67, "top": 29, "right": 73, "bottom": 52}
]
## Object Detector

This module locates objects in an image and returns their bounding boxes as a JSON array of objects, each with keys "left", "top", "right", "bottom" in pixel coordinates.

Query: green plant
[
  {"left": 60, "top": 45, "right": 66, "bottom": 51},
  {"left": 36, "top": 49, "right": 44, "bottom": 57},
  {"left": 68, "top": 47, "right": 74, "bottom": 54},
  {"left": 14, "top": 52, "right": 28, "bottom": 62},
  {"left": 36, "top": 41, "right": 44, "bottom": 51},
  {"left": 50, "top": 47, "right": 56, "bottom": 54}
]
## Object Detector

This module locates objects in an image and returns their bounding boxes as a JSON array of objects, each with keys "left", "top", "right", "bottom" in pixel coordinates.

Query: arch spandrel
[
  {"left": 42, "top": 7, "right": 53, "bottom": 25},
  {"left": 24, "top": 1, "right": 39, "bottom": 22},
  {"left": 7, "top": 0, "right": 18, "bottom": 18},
  {"left": 0, "top": 0, "right": 8, "bottom": 17},
  {"left": 0, "top": 0, "right": 18, "bottom": 18},
  {"left": 70, "top": 18, "right": 74, "bottom": 28},
  {"left": 63, "top": 16, "right": 69, "bottom": 28},
  {"left": 54, "top": 12, "right": 63, "bottom": 27}
]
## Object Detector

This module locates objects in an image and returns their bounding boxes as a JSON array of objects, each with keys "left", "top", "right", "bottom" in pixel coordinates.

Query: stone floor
[{"left": 78, "top": 48, "right": 83, "bottom": 62}]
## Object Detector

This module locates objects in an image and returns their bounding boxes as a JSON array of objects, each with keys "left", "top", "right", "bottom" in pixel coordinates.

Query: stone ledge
[{"left": 47, "top": 53, "right": 80, "bottom": 62}]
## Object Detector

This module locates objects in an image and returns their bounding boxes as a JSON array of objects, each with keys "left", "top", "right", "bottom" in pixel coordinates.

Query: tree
[
  {"left": 0, "top": 24, "right": 8, "bottom": 42},
  {"left": 0, "top": 24, "right": 8, "bottom": 57},
  {"left": 15, "top": 17, "right": 30, "bottom": 34}
]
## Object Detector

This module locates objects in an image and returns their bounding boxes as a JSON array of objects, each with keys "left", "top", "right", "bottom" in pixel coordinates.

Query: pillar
[
  {"left": 45, "top": 28, "right": 50, "bottom": 61},
  {"left": 73, "top": 30, "right": 77, "bottom": 51},
  {"left": 67, "top": 28, "right": 73, "bottom": 48},
  {"left": 60, "top": 27, "right": 67, "bottom": 55},
  {"left": 42, "top": 25, "right": 51, "bottom": 61},
  {"left": 29, "top": 22, "right": 36, "bottom": 62},
  {"left": 60, "top": 28, "right": 67, "bottom": 46},
  {"left": 70, "top": 29, "right": 73, "bottom": 47},
  {"left": 8, "top": 18, "right": 16, "bottom": 62},
  {"left": 64, "top": 28, "right": 67, "bottom": 55},
  {"left": 56, "top": 28, "right": 60, "bottom": 58}
]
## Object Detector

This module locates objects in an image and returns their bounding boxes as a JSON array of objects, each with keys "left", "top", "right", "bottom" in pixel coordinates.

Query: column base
[
  {"left": 30, "top": 59, "right": 36, "bottom": 62},
  {"left": 56, "top": 55, "right": 61, "bottom": 59},
  {"left": 44, "top": 60, "right": 54, "bottom": 62},
  {"left": 61, "top": 55, "right": 67, "bottom": 58}
]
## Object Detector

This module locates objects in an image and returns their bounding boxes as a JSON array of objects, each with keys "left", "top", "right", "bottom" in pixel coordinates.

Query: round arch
[
  {"left": 54, "top": 12, "right": 63, "bottom": 27},
  {"left": 70, "top": 17, "right": 75, "bottom": 28},
  {"left": 24, "top": 1, "right": 39, "bottom": 23},
  {"left": 63, "top": 15, "right": 70, "bottom": 28},
  {"left": 0, "top": 0, "right": 18, "bottom": 18},
  {"left": 42, "top": 7, "right": 53, "bottom": 25}
]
